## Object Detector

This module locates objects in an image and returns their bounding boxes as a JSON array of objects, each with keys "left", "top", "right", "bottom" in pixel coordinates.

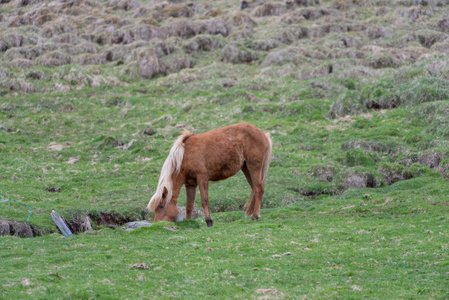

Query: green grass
[
  {"left": 1, "top": 178, "right": 449, "bottom": 299},
  {"left": 2, "top": 0, "right": 449, "bottom": 297},
  {"left": 1, "top": 74, "right": 448, "bottom": 228},
  {"left": 1, "top": 80, "right": 449, "bottom": 298}
]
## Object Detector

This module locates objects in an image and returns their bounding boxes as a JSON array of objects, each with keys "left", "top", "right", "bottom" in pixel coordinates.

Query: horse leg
[
  {"left": 198, "top": 178, "right": 213, "bottom": 227},
  {"left": 245, "top": 162, "right": 264, "bottom": 220},
  {"left": 185, "top": 185, "right": 196, "bottom": 219},
  {"left": 242, "top": 163, "right": 255, "bottom": 216}
]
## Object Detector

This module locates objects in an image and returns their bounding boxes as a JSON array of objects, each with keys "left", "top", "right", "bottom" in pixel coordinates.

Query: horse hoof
[
  {"left": 251, "top": 215, "right": 260, "bottom": 220},
  {"left": 206, "top": 219, "right": 213, "bottom": 227}
]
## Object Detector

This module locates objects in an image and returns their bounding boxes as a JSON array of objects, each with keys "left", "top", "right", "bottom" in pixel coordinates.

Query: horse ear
[{"left": 162, "top": 186, "right": 168, "bottom": 199}]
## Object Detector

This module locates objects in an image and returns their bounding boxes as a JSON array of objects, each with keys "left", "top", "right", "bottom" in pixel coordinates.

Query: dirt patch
[
  {"left": 88, "top": 212, "right": 133, "bottom": 229},
  {"left": 47, "top": 187, "right": 61, "bottom": 193},
  {"left": 0, "top": 219, "right": 44, "bottom": 238},
  {"left": 63, "top": 215, "right": 93, "bottom": 234}
]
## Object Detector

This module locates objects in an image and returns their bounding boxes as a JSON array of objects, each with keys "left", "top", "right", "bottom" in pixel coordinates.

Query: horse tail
[
  {"left": 148, "top": 130, "right": 194, "bottom": 211},
  {"left": 245, "top": 132, "right": 272, "bottom": 217},
  {"left": 262, "top": 132, "right": 272, "bottom": 184}
]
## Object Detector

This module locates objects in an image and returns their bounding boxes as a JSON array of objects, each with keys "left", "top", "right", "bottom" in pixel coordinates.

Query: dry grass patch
[
  {"left": 184, "top": 34, "right": 224, "bottom": 53},
  {"left": 335, "top": 168, "right": 383, "bottom": 191},
  {"left": 1, "top": 0, "right": 448, "bottom": 95},
  {"left": 252, "top": 2, "right": 288, "bottom": 17},
  {"left": 37, "top": 50, "right": 72, "bottom": 66},
  {"left": 222, "top": 43, "right": 258, "bottom": 64}
]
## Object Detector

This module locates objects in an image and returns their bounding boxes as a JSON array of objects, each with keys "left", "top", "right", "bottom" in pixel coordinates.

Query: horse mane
[{"left": 148, "top": 130, "right": 195, "bottom": 211}]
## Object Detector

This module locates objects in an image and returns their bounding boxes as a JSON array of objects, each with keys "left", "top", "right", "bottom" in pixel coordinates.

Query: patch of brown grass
[
  {"left": 184, "top": 34, "right": 224, "bottom": 53},
  {"left": 138, "top": 53, "right": 160, "bottom": 79},
  {"left": 77, "top": 54, "right": 106, "bottom": 65},
  {"left": 252, "top": 2, "right": 287, "bottom": 17},
  {"left": 110, "top": 0, "right": 140, "bottom": 11},
  {"left": 222, "top": 43, "right": 258, "bottom": 64},
  {"left": 8, "top": 58, "right": 34, "bottom": 69}
]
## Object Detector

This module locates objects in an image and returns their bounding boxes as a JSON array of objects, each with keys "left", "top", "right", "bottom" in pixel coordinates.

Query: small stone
[
  {"left": 21, "top": 279, "right": 32, "bottom": 286},
  {"left": 66, "top": 157, "right": 79, "bottom": 164},
  {"left": 123, "top": 221, "right": 153, "bottom": 231},
  {"left": 132, "top": 263, "right": 149, "bottom": 270},
  {"left": 255, "top": 288, "right": 278, "bottom": 295}
]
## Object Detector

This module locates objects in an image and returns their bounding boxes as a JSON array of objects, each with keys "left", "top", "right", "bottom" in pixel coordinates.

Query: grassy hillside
[
  {"left": 1, "top": 0, "right": 449, "bottom": 298},
  {"left": 2, "top": 179, "right": 449, "bottom": 298}
]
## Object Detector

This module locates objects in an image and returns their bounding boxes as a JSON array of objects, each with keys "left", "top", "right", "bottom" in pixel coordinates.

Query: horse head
[{"left": 152, "top": 186, "right": 179, "bottom": 222}]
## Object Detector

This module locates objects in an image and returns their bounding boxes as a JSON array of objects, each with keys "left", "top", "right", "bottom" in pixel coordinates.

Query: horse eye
[{"left": 160, "top": 205, "right": 165, "bottom": 209}]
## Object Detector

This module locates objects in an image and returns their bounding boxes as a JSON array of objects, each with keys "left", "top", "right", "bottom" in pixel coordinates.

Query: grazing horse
[{"left": 147, "top": 123, "right": 272, "bottom": 227}]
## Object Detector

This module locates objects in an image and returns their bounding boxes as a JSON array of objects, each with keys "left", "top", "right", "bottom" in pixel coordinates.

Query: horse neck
[{"left": 169, "top": 172, "right": 184, "bottom": 205}]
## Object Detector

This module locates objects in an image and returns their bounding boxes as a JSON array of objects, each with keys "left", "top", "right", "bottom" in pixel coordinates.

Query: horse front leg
[
  {"left": 198, "top": 179, "right": 213, "bottom": 227},
  {"left": 185, "top": 185, "right": 197, "bottom": 219}
]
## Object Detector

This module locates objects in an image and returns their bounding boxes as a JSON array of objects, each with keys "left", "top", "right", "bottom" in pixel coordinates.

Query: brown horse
[{"left": 147, "top": 123, "right": 272, "bottom": 227}]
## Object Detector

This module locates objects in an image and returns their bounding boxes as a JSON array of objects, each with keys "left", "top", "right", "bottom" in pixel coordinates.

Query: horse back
[{"left": 181, "top": 123, "right": 269, "bottom": 182}]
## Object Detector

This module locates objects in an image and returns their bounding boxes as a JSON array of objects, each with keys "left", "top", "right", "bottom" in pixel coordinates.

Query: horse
[{"left": 147, "top": 123, "right": 272, "bottom": 227}]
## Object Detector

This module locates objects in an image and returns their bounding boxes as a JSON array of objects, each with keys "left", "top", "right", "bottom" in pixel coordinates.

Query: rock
[
  {"left": 132, "top": 263, "right": 150, "bottom": 270},
  {"left": 67, "top": 216, "right": 93, "bottom": 233},
  {"left": 123, "top": 221, "right": 153, "bottom": 231},
  {"left": 9, "top": 220, "right": 34, "bottom": 238},
  {"left": 176, "top": 206, "right": 204, "bottom": 220},
  {"left": 0, "top": 219, "right": 11, "bottom": 236}
]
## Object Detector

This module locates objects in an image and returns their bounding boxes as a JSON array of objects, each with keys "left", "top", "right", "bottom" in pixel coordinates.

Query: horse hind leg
[
  {"left": 242, "top": 163, "right": 255, "bottom": 217},
  {"left": 242, "top": 162, "right": 264, "bottom": 220},
  {"left": 185, "top": 185, "right": 196, "bottom": 219}
]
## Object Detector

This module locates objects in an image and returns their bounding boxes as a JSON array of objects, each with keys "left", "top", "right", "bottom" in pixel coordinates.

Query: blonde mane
[{"left": 148, "top": 130, "right": 194, "bottom": 211}]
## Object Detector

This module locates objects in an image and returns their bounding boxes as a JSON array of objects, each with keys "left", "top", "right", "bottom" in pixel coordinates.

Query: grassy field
[
  {"left": 1, "top": 0, "right": 449, "bottom": 298},
  {"left": 1, "top": 178, "right": 449, "bottom": 298}
]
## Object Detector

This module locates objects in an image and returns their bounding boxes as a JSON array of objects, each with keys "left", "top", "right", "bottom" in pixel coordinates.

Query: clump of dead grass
[
  {"left": 329, "top": 91, "right": 366, "bottom": 118},
  {"left": 25, "top": 69, "right": 45, "bottom": 80},
  {"left": 158, "top": 53, "right": 193, "bottom": 75},
  {"left": 184, "top": 34, "right": 224, "bottom": 53},
  {"left": 431, "top": 40, "right": 449, "bottom": 54},
  {"left": 334, "top": 168, "right": 383, "bottom": 191},
  {"left": 262, "top": 46, "right": 304, "bottom": 66},
  {"left": 37, "top": 50, "right": 72, "bottom": 66},
  {"left": 415, "top": 30, "right": 447, "bottom": 48},
  {"left": 437, "top": 17, "right": 449, "bottom": 32},
  {"left": 309, "top": 164, "right": 338, "bottom": 182},
  {"left": 377, "top": 163, "right": 416, "bottom": 186},
  {"left": 222, "top": 43, "right": 258, "bottom": 64},
  {"left": 402, "top": 6, "right": 433, "bottom": 20},
  {"left": 8, "top": 58, "right": 34, "bottom": 69},
  {"left": 252, "top": 2, "right": 287, "bottom": 17},
  {"left": 77, "top": 54, "right": 106, "bottom": 65},
  {"left": 138, "top": 54, "right": 160, "bottom": 79},
  {"left": 250, "top": 39, "right": 281, "bottom": 51},
  {"left": 110, "top": 0, "right": 140, "bottom": 11},
  {"left": 295, "top": 0, "right": 320, "bottom": 6}
]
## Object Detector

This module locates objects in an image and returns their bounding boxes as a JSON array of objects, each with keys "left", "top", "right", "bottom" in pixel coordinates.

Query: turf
[
  {"left": 1, "top": 178, "right": 449, "bottom": 299},
  {"left": 1, "top": 0, "right": 449, "bottom": 298}
]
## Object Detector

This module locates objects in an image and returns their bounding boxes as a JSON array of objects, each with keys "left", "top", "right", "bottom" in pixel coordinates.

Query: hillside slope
[
  {"left": 1, "top": 0, "right": 449, "bottom": 298},
  {"left": 1, "top": 0, "right": 449, "bottom": 229}
]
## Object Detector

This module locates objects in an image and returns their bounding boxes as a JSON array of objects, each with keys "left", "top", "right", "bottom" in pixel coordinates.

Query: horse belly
[{"left": 208, "top": 155, "right": 243, "bottom": 181}]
